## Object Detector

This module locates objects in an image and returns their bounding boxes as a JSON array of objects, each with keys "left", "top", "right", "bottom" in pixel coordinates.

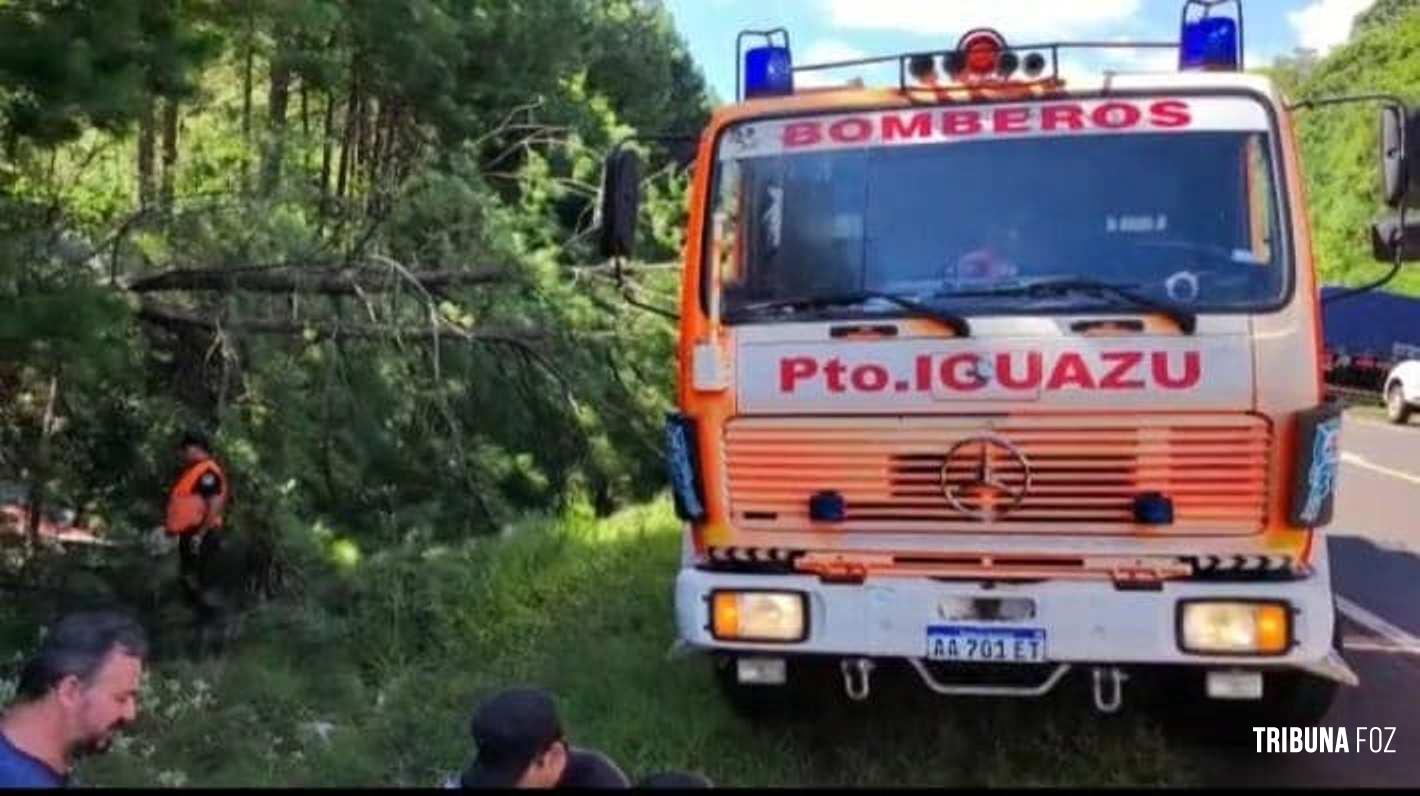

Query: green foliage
[
  {"left": 1288, "top": 7, "right": 1420, "bottom": 297},
  {"left": 66, "top": 499, "right": 1200, "bottom": 788},
  {"left": 1356, "top": 0, "right": 1420, "bottom": 32},
  {"left": 1258, "top": 48, "right": 1320, "bottom": 99},
  {"left": 0, "top": 0, "right": 219, "bottom": 147},
  {"left": 0, "top": 0, "right": 710, "bottom": 582}
]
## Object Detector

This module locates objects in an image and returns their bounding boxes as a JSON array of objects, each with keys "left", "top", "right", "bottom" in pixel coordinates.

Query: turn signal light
[
  {"left": 1179, "top": 600, "right": 1291, "bottom": 655},
  {"left": 711, "top": 591, "right": 808, "bottom": 642}
]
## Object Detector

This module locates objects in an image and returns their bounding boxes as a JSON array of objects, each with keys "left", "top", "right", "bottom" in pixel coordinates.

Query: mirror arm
[
  {"left": 1286, "top": 93, "right": 1409, "bottom": 113},
  {"left": 609, "top": 133, "right": 700, "bottom": 170},
  {"left": 610, "top": 255, "right": 680, "bottom": 321},
  {"left": 1323, "top": 203, "right": 1407, "bottom": 306}
]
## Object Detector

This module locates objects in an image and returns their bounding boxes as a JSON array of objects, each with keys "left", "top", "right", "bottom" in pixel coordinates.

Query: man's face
[
  {"left": 59, "top": 650, "right": 142, "bottom": 758},
  {"left": 514, "top": 740, "right": 568, "bottom": 789}
]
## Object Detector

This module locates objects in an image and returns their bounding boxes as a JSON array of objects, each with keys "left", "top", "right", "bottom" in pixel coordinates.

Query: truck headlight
[
  {"left": 710, "top": 591, "right": 807, "bottom": 642},
  {"left": 1178, "top": 600, "right": 1291, "bottom": 655}
]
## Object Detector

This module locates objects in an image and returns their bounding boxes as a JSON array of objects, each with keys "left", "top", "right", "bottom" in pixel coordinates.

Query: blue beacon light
[
  {"left": 1179, "top": 0, "right": 1243, "bottom": 71},
  {"left": 744, "top": 44, "right": 794, "bottom": 98}
]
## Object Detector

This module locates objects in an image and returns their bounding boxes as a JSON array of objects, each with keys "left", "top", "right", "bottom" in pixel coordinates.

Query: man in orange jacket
[{"left": 165, "top": 430, "right": 231, "bottom": 656}]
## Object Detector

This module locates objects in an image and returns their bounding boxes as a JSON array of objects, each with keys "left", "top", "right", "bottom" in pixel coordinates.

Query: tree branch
[
  {"left": 136, "top": 302, "right": 545, "bottom": 344},
  {"left": 123, "top": 264, "right": 511, "bottom": 295}
]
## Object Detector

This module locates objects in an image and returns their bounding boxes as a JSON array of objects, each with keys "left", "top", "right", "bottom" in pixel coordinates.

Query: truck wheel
[
  {"left": 1245, "top": 607, "right": 1343, "bottom": 727},
  {"left": 1253, "top": 669, "right": 1339, "bottom": 725},
  {"left": 1387, "top": 382, "right": 1413, "bottom": 424},
  {"left": 713, "top": 655, "right": 822, "bottom": 721},
  {"left": 714, "top": 656, "right": 792, "bottom": 719}
]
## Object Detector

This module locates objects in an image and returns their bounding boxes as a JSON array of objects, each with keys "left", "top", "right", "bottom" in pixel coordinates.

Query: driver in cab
[{"left": 946, "top": 211, "right": 1042, "bottom": 287}]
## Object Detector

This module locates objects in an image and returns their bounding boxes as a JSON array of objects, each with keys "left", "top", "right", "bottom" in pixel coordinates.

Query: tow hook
[
  {"left": 1091, "top": 666, "right": 1128, "bottom": 713},
  {"left": 841, "top": 657, "right": 875, "bottom": 701}
]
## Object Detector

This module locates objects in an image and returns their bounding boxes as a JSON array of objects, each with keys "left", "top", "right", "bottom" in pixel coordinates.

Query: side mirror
[
  {"left": 599, "top": 148, "right": 642, "bottom": 259},
  {"left": 1378, "top": 106, "right": 1420, "bottom": 207},
  {"left": 1370, "top": 212, "right": 1420, "bottom": 262}
]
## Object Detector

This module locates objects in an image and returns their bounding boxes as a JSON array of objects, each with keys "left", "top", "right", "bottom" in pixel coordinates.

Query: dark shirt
[
  {"left": 195, "top": 470, "right": 222, "bottom": 498},
  {"left": 557, "top": 747, "right": 630, "bottom": 789},
  {"left": 0, "top": 730, "right": 66, "bottom": 788}
]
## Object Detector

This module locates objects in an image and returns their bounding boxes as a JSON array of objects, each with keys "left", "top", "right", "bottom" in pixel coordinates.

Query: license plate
[{"left": 925, "top": 625, "right": 1047, "bottom": 663}]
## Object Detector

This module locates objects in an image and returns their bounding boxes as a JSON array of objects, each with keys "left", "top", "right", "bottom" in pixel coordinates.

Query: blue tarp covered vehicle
[
  {"left": 1321, "top": 287, "right": 1420, "bottom": 390},
  {"left": 1321, "top": 287, "right": 1420, "bottom": 358}
]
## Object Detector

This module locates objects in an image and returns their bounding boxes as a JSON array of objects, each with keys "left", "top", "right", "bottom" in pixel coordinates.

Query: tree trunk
[
  {"left": 137, "top": 302, "right": 546, "bottom": 343},
  {"left": 320, "top": 91, "right": 335, "bottom": 204},
  {"left": 160, "top": 97, "right": 179, "bottom": 212},
  {"left": 23, "top": 375, "right": 60, "bottom": 557},
  {"left": 260, "top": 45, "right": 292, "bottom": 196},
  {"left": 124, "top": 263, "right": 509, "bottom": 295},
  {"left": 241, "top": 0, "right": 255, "bottom": 192},
  {"left": 350, "top": 92, "right": 367, "bottom": 196},
  {"left": 137, "top": 96, "right": 156, "bottom": 209},
  {"left": 300, "top": 79, "right": 310, "bottom": 172},
  {"left": 336, "top": 73, "right": 358, "bottom": 201},
  {"left": 366, "top": 98, "right": 389, "bottom": 214}
]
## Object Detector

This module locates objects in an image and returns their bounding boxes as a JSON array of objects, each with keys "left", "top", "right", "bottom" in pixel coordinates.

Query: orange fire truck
[{"left": 598, "top": 0, "right": 1420, "bottom": 722}]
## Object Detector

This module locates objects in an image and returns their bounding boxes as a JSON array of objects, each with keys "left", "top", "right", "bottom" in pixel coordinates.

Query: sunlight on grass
[{"left": 74, "top": 495, "right": 1204, "bottom": 787}]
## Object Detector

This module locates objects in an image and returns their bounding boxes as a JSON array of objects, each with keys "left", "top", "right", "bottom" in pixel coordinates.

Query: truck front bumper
[{"left": 675, "top": 540, "right": 1352, "bottom": 680}]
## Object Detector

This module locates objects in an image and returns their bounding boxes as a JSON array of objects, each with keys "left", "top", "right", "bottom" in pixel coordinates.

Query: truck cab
[{"left": 598, "top": 6, "right": 1420, "bottom": 722}]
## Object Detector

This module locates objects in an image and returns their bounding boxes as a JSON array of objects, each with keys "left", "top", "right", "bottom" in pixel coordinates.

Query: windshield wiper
[
  {"left": 726, "top": 291, "right": 971, "bottom": 337},
  {"left": 937, "top": 277, "right": 1197, "bottom": 335}
]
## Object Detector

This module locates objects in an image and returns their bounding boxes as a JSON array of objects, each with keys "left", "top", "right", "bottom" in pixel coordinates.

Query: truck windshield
[{"left": 708, "top": 97, "right": 1287, "bottom": 322}]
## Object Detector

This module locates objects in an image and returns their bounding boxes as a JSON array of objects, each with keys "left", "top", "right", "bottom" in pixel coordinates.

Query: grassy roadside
[
  {"left": 35, "top": 498, "right": 1201, "bottom": 787},
  {"left": 1345, "top": 403, "right": 1399, "bottom": 425}
]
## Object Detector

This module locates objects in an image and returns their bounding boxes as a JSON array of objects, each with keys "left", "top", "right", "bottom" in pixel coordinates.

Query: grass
[
  {"left": 1345, "top": 403, "right": 1397, "bottom": 424},
  {"left": 55, "top": 498, "right": 1217, "bottom": 787}
]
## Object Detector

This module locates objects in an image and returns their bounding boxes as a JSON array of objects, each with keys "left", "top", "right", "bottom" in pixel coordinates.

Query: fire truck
[{"left": 598, "top": 0, "right": 1420, "bottom": 722}]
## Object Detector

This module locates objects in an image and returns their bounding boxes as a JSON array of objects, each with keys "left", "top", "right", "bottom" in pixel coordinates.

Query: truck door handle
[
  {"left": 830, "top": 324, "right": 899, "bottom": 339},
  {"left": 1070, "top": 319, "right": 1145, "bottom": 335}
]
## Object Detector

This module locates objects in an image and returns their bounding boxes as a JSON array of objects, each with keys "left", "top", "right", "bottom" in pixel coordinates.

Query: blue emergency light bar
[
  {"left": 1179, "top": 0, "right": 1244, "bottom": 71},
  {"left": 737, "top": 29, "right": 794, "bottom": 100},
  {"left": 733, "top": 1, "right": 1245, "bottom": 101},
  {"left": 746, "top": 45, "right": 794, "bottom": 98}
]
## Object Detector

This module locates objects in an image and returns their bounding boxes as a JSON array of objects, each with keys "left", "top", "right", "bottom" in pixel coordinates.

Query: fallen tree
[{"left": 122, "top": 263, "right": 510, "bottom": 296}]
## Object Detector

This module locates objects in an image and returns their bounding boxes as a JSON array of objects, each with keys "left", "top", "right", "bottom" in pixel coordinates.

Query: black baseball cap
[
  {"left": 460, "top": 688, "right": 564, "bottom": 788},
  {"left": 177, "top": 429, "right": 211, "bottom": 451}
]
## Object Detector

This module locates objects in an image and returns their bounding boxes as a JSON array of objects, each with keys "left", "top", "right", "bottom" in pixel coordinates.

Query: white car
[{"left": 1385, "top": 360, "right": 1420, "bottom": 424}]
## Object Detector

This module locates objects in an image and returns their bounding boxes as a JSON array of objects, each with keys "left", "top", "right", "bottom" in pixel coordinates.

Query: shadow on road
[{"left": 1330, "top": 534, "right": 1420, "bottom": 639}]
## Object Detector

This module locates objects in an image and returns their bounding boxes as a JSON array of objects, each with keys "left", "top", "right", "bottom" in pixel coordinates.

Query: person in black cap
[{"left": 458, "top": 687, "right": 629, "bottom": 789}]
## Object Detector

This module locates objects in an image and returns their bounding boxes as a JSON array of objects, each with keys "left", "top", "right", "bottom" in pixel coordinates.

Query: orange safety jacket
[{"left": 165, "top": 458, "right": 228, "bottom": 536}]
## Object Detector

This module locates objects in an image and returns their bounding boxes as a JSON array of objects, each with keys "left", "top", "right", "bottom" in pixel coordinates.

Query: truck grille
[{"left": 723, "top": 414, "right": 1271, "bottom": 535}]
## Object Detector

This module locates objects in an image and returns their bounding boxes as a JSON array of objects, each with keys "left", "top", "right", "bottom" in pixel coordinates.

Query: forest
[
  {"left": 0, "top": 0, "right": 706, "bottom": 584},
  {"left": 0, "top": 0, "right": 1417, "bottom": 787}
]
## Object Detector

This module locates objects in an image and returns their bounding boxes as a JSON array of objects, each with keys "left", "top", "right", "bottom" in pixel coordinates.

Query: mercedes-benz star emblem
[{"left": 940, "top": 434, "right": 1032, "bottom": 520}]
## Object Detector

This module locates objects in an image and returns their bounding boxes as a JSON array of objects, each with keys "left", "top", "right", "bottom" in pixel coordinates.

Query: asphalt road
[{"left": 1214, "top": 413, "right": 1420, "bottom": 787}]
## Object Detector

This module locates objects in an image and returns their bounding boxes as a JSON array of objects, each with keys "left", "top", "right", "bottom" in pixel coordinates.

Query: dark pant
[{"left": 178, "top": 531, "right": 228, "bottom": 650}]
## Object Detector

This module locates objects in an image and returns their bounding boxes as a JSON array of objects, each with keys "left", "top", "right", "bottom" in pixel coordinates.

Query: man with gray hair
[{"left": 0, "top": 610, "right": 148, "bottom": 787}]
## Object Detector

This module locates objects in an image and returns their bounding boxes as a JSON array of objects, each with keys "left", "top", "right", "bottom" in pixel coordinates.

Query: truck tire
[
  {"left": 1254, "top": 668, "right": 1339, "bottom": 725},
  {"left": 713, "top": 655, "right": 826, "bottom": 721},
  {"left": 1387, "top": 382, "right": 1413, "bottom": 424},
  {"left": 714, "top": 655, "right": 794, "bottom": 719},
  {"left": 1242, "top": 606, "right": 1344, "bottom": 727}
]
